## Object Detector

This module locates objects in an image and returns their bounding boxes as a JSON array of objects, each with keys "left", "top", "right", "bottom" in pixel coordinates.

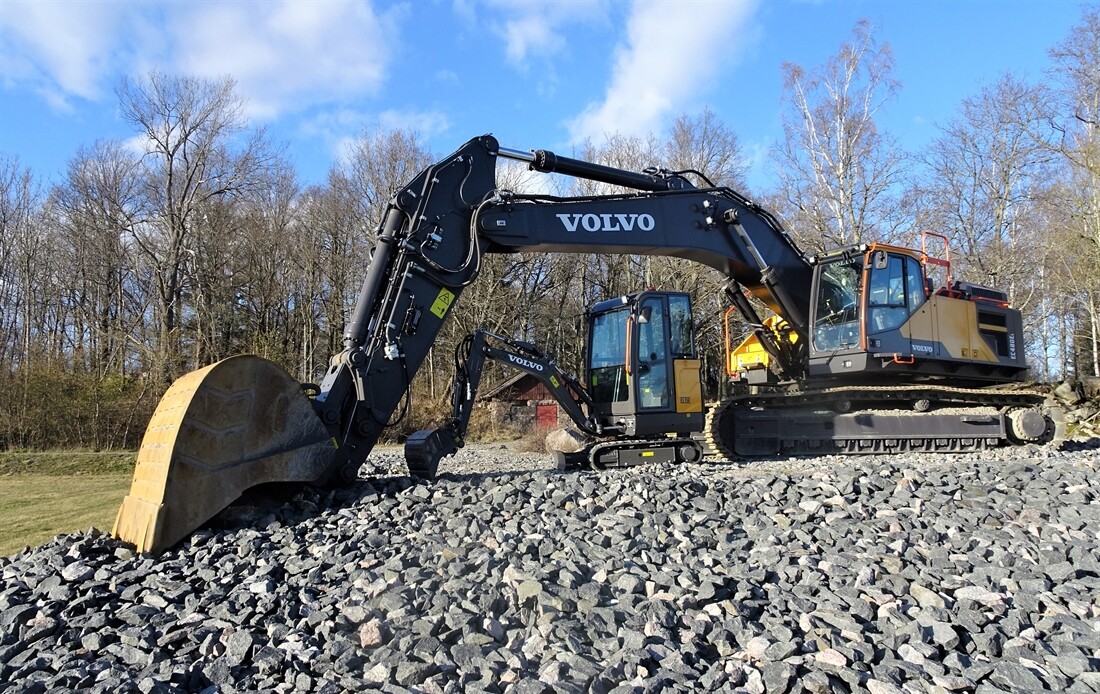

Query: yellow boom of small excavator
[{"left": 112, "top": 355, "right": 338, "bottom": 554}]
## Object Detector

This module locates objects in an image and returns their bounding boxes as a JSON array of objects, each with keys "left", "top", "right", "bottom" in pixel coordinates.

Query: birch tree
[
  {"left": 919, "top": 75, "right": 1055, "bottom": 306},
  {"left": 1049, "top": 7, "right": 1100, "bottom": 377},
  {"left": 777, "top": 19, "right": 907, "bottom": 251}
]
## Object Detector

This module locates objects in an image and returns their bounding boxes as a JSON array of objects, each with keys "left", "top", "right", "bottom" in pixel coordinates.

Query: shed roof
[{"left": 481, "top": 372, "right": 537, "bottom": 401}]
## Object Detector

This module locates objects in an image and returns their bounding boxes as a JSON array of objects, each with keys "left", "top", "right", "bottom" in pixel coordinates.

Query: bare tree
[
  {"left": 0, "top": 157, "right": 38, "bottom": 372},
  {"left": 0, "top": 159, "right": 55, "bottom": 369},
  {"left": 777, "top": 19, "right": 908, "bottom": 251},
  {"left": 117, "top": 71, "right": 274, "bottom": 383},
  {"left": 327, "top": 128, "right": 434, "bottom": 321},
  {"left": 1049, "top": 6, "right": 1100, "bottom": 377},
  {"left": 665, "top": 108, "right": 748, "bottom": 190},
  {"left": 0, "top": 158, "right": 66, "bottom": 447},
  {"left": 53, "top": 140, "right": 144, "bottom": 377},
  {"left": 281, "top": 184, "right": 332, "bottom": 380},
  {"left": 342, "top": 127, "right": 436, "bottom": 236},
  {"left": 919, "top": 75, "right": 1056, "bottom": 308}
]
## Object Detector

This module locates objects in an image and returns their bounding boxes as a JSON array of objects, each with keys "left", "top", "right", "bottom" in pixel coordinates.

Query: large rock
[{"left": 544, "top": 428, "right": 587, "bottom": 453}]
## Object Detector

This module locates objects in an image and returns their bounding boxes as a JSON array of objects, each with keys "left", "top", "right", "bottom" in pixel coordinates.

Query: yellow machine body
[{"left": 673, "top": 358, "right": 703, "bottom": 413}]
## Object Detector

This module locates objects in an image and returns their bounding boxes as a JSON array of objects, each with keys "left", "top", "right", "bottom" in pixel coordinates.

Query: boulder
[{"left": 544, "top": 428, "right": 587, "bottom": 453}]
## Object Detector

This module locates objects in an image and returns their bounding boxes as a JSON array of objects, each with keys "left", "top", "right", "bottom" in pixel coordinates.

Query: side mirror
[{"left": 873, "top": 250, "right": 888, "bottom": 270}]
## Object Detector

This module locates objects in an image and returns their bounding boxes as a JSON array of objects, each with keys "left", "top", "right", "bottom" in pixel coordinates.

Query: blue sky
[{"left": 0, "top": 0, "right": 1089, "bottom": 193}]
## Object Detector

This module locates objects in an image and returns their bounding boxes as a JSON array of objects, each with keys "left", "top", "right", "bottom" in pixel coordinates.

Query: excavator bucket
[{"left": 113, "top": 355, "right": 338, "bottom": 554}]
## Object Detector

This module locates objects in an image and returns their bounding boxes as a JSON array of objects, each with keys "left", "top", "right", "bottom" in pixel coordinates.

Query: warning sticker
[
  {"left": 429, "top": 288, "right": 455, "bottom": 319},
  {"left": 550, "top": 375, "right": 561, "bottom": 388}
]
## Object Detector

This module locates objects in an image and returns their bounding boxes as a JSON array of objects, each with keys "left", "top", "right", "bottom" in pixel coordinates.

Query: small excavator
[
  {"left": 113, "top": 135, "right": 1063, "bottom": 553},
  {"left": 405, "top": 290, "right": 706, "bottom": 474}
]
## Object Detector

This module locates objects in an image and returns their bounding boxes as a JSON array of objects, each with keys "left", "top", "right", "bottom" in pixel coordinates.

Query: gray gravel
[{"left": 2, "top": 441, "right": 1099, "bottom": 693}]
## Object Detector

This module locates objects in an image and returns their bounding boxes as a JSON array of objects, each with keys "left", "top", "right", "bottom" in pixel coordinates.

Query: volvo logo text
[
  {"left": 507, "top": 354, "right": 544, "bottom": 371},
  {"left": 556, "top": 213, "right": 655, "bottom": 233}
]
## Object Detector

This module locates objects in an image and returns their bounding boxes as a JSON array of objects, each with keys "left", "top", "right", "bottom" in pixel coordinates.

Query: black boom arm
[{"left": 309, "top": 135, "right": 814, "bottom": 480}]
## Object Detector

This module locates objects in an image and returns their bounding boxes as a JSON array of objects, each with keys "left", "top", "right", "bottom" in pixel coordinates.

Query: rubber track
[
  {"left": 587, "top": 437, "right": 703, "bottom": 468},
  {"left": 702, "top": 384, "right": 1063, "bottom": 461}
]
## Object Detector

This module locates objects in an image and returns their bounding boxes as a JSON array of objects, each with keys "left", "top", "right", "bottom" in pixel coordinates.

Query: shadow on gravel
[
  {"left": 208, "top": 466, "right": 560, "bottom": 536},
  {"left": 1062, "top": 437, "right": 1100, "bottom": 452}
]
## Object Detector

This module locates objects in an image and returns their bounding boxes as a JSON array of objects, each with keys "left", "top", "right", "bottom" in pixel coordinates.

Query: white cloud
[
  {"left": 471, "top": 0, "right": 606, "bottom": 67},
  {"left": 501, "top": 13, "right": 565, "bottom": 64},
  {"left": 0, "top": 1, "right": 124, "bottom": 107},
  {"left": 169, "top": 0, "right": 398, "bottom": 119},
  {"left": 451, "top": 0, "right": 606, "bottom": 102},
  {"left": 299, "top": 108, "right": 374, "bottom": 140},
  {"left": 567, "top": 0, "right": 761, "bottom": 145},
  {"left": 0, "top": 0, "right": 400, "bottom": 119},
  {"left": 741, "top": 138, "right": 773, "bottom": 193},
  {"left": 121, "top": 133, "right": 155, "bottom": 159},
  {"left": 334, "top": 135, "right": 361, "bottom": 169},
  {"left": 377, "top": 109, "right": 451, "bottom": 139},
  {"left": 301, "top": 107, "right": 451, "bottom": 166}
]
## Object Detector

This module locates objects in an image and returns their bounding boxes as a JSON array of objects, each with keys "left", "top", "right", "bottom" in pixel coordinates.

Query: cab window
[
  {"left": 636, "top": 297, "right": 670, "bottom": 409},
  {"left": 868, "top": 253, "right": 924, "bottom": 333},
  {"left": 589, "top": 308, "right": 629, "bottom": 402},
  {"left": 668, "top": 295, "right": 694, "bottom": 358},
  {"left": 813, "top": 261, "right": 861, "bottom": 352}
]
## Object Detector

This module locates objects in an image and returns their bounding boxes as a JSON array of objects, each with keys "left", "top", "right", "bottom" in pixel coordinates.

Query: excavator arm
[
  {"left": 115, "top": 134, "right": 815, "bottom": 552},
  {"left": 404, "top": 329, "right": 599, "bottom": 477}
]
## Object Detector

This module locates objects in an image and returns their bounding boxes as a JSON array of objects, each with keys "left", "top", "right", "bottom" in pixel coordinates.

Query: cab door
[
  {"left": 865, "top": 250, "right": 928, "bottom": 356},
  {"left": 634, "top": 294, "right": 672, "bottom": 411},
  {"left": 588, "top": 305, "right": 632, "bottom": 416},
  {"left": 632, "top": 292, "right": 703, "bottom": 436}
]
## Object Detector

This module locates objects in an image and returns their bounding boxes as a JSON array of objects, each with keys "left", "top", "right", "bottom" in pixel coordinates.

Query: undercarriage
[{"left": 703, "top": 385, "right": 1065, "bottom": 460}]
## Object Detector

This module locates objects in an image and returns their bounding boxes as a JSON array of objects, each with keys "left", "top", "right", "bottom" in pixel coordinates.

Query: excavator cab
[
  {"left": 586, "top": 291, "right": 703, "bottom": 437},
  {"left": 806, "top": 243, "right": 1029, "bottom": 383},
  {"left": 810, "top": 246, "right": 929, "bottom": 356},
  {"left": 402, "top": 289, "right": 707, "bottom": 477}
]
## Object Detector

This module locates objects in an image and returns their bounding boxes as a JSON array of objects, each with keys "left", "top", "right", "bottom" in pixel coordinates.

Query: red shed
[{"left": 482, "top": 372, "right": 564, "bottom": 429}]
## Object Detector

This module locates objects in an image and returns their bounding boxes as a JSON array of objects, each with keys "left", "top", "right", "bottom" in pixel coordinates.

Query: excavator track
[
  {"left": 703, "top": 384, "right": 1065, "bottom": 460},
  {"left": 553, "top": 437, "right": 704, "bottom": 471},
  {"left": 587, "top": 437, "right": 703, "bottom": 469}
]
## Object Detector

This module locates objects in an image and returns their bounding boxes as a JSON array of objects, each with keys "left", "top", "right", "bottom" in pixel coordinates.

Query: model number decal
[{"left": 556, "top": 213, "right": 655, "bottom": 233}]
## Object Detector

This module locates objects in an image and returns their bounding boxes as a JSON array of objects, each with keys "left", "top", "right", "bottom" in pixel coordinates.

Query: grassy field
[{"left": 0, "top": 451, "right": 134, "bottom": 557}]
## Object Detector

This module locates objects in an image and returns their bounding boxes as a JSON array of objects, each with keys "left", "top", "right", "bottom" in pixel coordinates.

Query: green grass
[
  {"left": 0, "top": 451, "right": 135, "bottom": 557},
  {"left": 0, "top": 450, "right": 135, "bottom": 476}
]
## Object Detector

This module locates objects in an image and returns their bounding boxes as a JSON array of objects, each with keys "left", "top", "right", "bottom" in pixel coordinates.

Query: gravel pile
[{"left": 2, "top": 442, "right": 1099, "bottom": 693}]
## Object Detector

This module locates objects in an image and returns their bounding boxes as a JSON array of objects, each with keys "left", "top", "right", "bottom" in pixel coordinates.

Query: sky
[{"left": 0, "top": 0, "right": 1091, "bottom": 194}]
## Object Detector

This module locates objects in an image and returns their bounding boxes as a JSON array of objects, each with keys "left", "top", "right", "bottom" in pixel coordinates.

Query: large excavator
[{"left": 113, "top": 135, "right": 1063, "bottom": 553}]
